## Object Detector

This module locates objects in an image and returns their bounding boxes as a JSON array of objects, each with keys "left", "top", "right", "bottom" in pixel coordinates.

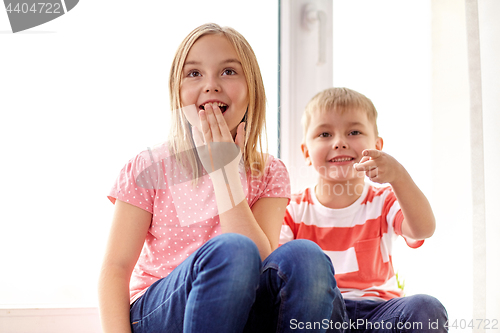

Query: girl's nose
[{"left": 204, "top": 76, "right": 221, "bottom": 93}]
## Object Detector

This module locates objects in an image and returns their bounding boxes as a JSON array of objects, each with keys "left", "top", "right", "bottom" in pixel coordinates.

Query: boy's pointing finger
[
  {"left": 354, "top": 160, "right": 377, "bottom": 171},
  {"left": 362, "top": 149, "right": 382, "bottom": 158}
]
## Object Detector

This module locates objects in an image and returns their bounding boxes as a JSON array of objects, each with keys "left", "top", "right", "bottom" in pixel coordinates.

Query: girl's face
[{"left": 180, "top": 34, "right": 249, "bottom": 138}]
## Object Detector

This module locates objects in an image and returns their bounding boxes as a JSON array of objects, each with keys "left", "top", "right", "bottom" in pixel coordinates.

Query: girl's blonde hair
[
  {"left": 302, "top": 87, "right": 379, "bottom": 142},
  {"left": 168, "top": 23, "right": 267, "bottom": 179}
]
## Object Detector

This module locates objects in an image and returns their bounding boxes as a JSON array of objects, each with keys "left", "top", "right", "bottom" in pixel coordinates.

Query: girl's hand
[
  {"left": 192, "top": 102, "right": 246, "bottom": 153},
  {"left": 191, "top": 103, "right": 246, "bottom": 213},
  {"left": 354, "top": 149, "right": 405, "bottom": 185}
]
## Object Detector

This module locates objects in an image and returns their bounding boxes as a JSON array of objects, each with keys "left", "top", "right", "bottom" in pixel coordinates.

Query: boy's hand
[
  {"left": 356, "top": 149, "right": 436, "bottom": 240},
  {"left": 354, "top": 149, "right": 404, "bottom": 184}
]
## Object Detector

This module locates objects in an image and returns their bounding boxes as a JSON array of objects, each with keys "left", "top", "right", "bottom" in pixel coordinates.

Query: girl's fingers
[
  {"left": 198, "top": 109, "right": 213, "bottom": 143},
  {"left": 202, "top": 103, "right": 221, "bottom": 141},
  {"left": 212, "top": 104, "right": 233, "bottom": 140},
  {"left": 202, "top": 103, "right": 232, "bottom": 142},
  {"left": 192, "top": 126, "right": 205, "bottom": 147}
]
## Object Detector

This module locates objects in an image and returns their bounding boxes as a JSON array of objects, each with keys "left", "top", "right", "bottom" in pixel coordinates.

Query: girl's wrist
[{"left": 210, "top": 168, "right": 246, "bottom": 214}]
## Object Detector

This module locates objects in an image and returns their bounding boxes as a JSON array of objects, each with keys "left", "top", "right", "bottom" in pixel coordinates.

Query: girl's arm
[
  {"left": 194, "top": 104, "right": 288, "bottom": 259},
  {"left": 220, "top": 196, "right": 289, "bottom": 259},
  {"left": 98, "top": 200, "right": 151, "bottom": 333}
]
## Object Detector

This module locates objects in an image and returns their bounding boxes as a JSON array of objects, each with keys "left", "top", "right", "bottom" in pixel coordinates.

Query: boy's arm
[
  {"left": 389, "top": 168, "right": 436, "bottom": 240},
  {"left": 279, "top": 208, "right": 297, "bottom": 245},
  {"left": 355, "top": 149, "right": 436, "bottom": 240}
]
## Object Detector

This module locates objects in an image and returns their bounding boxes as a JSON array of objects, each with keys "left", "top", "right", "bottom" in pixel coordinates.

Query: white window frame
[{"left": 279, "top": 0, "right": 333, "bottom": 193}]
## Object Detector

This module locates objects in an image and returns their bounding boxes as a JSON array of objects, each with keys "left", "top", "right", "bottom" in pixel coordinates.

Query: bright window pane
[{"left": 0, "top": 1, "right": 278, "bottom": 307}]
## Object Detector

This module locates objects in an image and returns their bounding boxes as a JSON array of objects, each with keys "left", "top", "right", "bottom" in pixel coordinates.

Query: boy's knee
[
  {"left": 405, "top": 294, "right": 448, "bottom": 321},
  {"left": 408, "top": 294, "right": 444, "bottom": 310}
]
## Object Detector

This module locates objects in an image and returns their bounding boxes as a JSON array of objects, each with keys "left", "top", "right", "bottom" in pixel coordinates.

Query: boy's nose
[{"left": 333, "top": 139, "right": 348, "bottom": 149}]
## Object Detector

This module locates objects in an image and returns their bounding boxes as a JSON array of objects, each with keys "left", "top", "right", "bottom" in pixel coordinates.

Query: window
[{"left": 280, "top": 0, "right": 500, "bottom": 324}]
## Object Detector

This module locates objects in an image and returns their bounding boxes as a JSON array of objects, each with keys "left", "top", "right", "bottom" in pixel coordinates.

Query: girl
[{"left": 98, "top": 23, "right": 345, "bottom": 333}]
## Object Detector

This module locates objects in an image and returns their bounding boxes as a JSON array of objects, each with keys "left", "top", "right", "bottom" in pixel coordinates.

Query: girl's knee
[
  {"left": 209, "top": 233, "right": 258, "bottom": 252},
  {"left": 274, "top": 239, "right": 336, "bottom": 293},
  {"left": 201, "top": 233, "right": 261, "bottom": 272},
  {"left": 279, "top": 239, "right": 334, "bottom": 276}
]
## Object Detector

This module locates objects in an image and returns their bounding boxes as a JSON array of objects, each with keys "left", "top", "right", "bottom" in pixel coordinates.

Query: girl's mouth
[{"left": 200, "top": 102, "right": 228, "bottom": 113}]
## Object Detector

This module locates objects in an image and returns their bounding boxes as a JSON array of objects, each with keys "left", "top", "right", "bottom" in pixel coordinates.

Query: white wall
[
  {"left": 0, "top": 0, "right": 278, "bottom": 308},
  {"left": 478, "top": 0, "right": 500, "bottom": 320},
  {"left": 431, "top": 0, "right": 473, "bottom": 325}
]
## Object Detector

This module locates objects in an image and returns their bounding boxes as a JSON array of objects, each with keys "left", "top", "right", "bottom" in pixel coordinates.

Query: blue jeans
[
  {"left": 339, "top": 295, "right": 448, "bottom": 333},
  {"left": 130, "top": 233, "right": 346, "bottom": 333}
]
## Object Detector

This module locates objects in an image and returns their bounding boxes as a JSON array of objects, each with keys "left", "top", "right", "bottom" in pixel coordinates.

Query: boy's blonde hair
[
  {"left": 302, "top": 87, "right": 379, "bottom": 142},
  {"left": 168, "top": 23, "right": 268, "bottom": 178}
]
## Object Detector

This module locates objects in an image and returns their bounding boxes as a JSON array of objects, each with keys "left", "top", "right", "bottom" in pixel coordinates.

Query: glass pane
[
  {"left": 0, "top": 0, "right": 278, "bottom": 307},
  {"left": 332, "top": 0, "right": 464, "bottom": 318}
]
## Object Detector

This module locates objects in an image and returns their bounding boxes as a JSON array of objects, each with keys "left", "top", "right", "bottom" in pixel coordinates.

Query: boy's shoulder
[
  {"left": 361, "top": 183, "right": 396, "bottom": 205},
  {"left": 290, "top": 187, "right": 314, "bottom": 205}
]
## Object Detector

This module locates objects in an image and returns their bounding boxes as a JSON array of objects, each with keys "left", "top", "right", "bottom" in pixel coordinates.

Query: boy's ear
[
  {"left": 301, "top": 143, "right": 312, "bottom": 166},
  {"left": 375, "top": 137, "right": 384, "bottom": 150}
]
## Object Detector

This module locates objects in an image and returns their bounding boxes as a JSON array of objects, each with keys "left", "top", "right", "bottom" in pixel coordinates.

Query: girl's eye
[
  {"left": 222, "top": 69, "right": 236, "bottom": 76},
  {"left": 318, "top": 132, "right": 331, "bottom": 138},
  {"left": 187, "top": 70, "right": 201, "bottom": 77},
  {"left": 349, "top": 130, "right": 361, "bottom": 136}
]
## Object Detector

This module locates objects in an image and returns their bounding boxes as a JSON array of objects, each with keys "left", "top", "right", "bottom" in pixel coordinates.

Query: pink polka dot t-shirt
[{"left": 108, "top": 142, "right": 291, "bottom": 303}]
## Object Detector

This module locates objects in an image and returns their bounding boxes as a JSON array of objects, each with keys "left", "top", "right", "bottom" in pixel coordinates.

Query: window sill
[{"left": 0, "top": 308, "right": 102, "bottom": 333}]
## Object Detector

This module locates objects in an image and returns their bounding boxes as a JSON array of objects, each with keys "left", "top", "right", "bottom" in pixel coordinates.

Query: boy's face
[{"left": 301, "top": 108, "right": 383, "bottom": 184}]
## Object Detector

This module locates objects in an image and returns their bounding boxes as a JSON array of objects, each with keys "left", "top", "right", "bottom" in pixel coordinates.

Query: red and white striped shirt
[{"left": 280, "top": 182, "right": 423, "bottom": 301}]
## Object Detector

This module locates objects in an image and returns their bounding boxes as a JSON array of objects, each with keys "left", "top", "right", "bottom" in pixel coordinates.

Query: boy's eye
[
  {"left": 222, "top": 68, "right": 236, "bottom": 76},
  {"left": 349, "top": 130, "right": 361, "bottom": 136},
  {"left": 187, "top": 70, "right": 201, "bottom": 77},
  {"left": 318, "top": 132, "right": 331, "bottom": 138}
]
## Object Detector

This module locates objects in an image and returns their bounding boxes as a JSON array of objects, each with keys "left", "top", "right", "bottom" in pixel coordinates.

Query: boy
[{"left": 280, "top": 88, "right": 448, "bottom": 332}]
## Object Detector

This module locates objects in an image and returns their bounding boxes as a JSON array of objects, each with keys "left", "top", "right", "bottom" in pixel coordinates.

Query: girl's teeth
[{"left": 201, "top": 102, "right": 228, "bottom": 109}]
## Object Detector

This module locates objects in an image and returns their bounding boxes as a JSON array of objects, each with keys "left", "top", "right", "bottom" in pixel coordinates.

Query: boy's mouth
[
  {"left": 329, "top": 157, "right": 354, "bottom": 163},
  {"left": 199, "top": 102, "right": 228, "bottom": 113}
]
